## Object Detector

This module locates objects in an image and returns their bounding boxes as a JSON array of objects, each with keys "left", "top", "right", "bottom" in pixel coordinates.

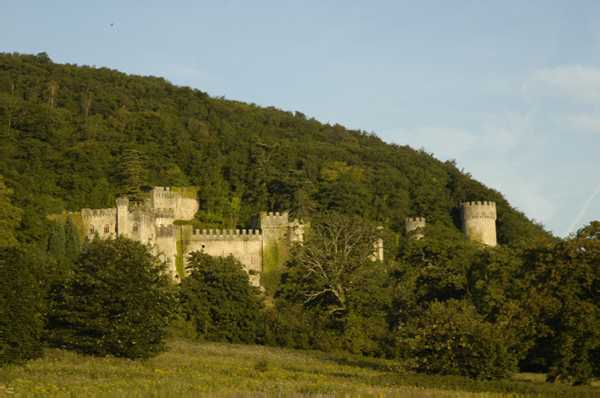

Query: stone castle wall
[
  {"left": 152, "top": 187, "right": 198, "bottom": 220},
  {"left": 460, "top": 201, "right": 497, "bottom": 246},
  {"left": 182, "top": 226, "right": 263, "bottom": 286},
  {"left": 81, "top": 208, "right": 117, "bottom": 241},
  {"left": 404, "top": 217, "right": 426, "bottom": 239}
]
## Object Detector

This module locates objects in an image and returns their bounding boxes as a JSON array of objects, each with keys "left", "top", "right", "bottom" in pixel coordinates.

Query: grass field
[{"left": 1, "top": 339, "right": 599, "bottom": 396}]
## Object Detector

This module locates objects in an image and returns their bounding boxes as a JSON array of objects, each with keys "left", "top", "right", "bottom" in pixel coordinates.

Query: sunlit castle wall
[
  {"left": 155, "top": 225, "right": 178, "bottom": 279},
  {"left": 81, "top": 208, "right": 117, "bottom": 241},
  {"left": 460, "top": 201, "right": 497, "bottom": 246},
  {"left": 182, "top": 226, "right": 263, "bottom": 287},
  {"left": 151, "top": 187, "right": 198, "bottom": 220}
]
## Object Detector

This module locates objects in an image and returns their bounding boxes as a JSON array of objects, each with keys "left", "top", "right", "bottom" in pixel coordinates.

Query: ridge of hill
[{"left": 0, "top": 52, "right": 551, "bottom": 246}]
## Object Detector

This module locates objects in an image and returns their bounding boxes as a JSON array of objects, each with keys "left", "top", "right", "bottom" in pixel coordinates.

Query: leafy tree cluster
[
  {"left": 267, "top": 215, "right": 600, "bottom": 383},
  {"left": 179, "top": 252, "right": 265, "bottom": 344},
  {"left": 47, "top": 236, "right": 178, "bottom": 359}
]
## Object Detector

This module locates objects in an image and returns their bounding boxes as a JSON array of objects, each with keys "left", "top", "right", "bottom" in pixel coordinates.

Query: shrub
[
  {"left": 399, "top": 299, "right": 518, "bottom": 380},
  {"left": 179, "top": 252, "right": 265, "bottom": 344},
  {"left": 47, "top": 236, "right": 178, "bottom": 359}
]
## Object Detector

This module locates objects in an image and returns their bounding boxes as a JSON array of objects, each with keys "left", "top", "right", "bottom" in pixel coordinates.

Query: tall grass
[{"left": 1, "top": 339, "right": 598, "bottom": 396}]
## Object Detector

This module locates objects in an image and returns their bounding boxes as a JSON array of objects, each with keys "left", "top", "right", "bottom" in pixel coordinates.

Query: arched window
[
  {"left": 132, "top": 222, "right": 138, "bottom": 232},
  {"left": 104, "top": 224, "right": 110, "bottom": 233},
  {"left": 88, "top": 225, "right": 95, "bottom": 234}
]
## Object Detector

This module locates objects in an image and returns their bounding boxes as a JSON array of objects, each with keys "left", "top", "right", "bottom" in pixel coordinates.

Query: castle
[
  {"left": 404, "top": 201, "right": 498, "bottom": 246},
  {"left": 80, "top": 187, "right": 496, "bottom": 286},
  {"left": 81, "top": 187, "right": 304, "bottom": 286}
]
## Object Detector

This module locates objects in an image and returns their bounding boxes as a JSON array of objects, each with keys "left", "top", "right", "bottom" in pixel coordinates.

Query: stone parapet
[
  {"left": 460, "top": 201, "right": 497, "bottom": 220},
  {"left": 189, "top": 228, "right": 262, "bottom": 241},
  {"left": 405, "top": 217, "right": 426, "bottom": 232},
  {"left": 82, "top": 208, "right": 117, "bottom": 217}
]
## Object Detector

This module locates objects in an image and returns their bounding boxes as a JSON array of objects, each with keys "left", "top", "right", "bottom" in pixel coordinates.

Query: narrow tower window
[
  {"left": 132, "top": 222, "right": 138, "bottom": 232},
  {"left": 104, "top": 224, "right": 110, "bottom": 233},
  {"left": 89, "top": 225, "right": 95, "bottom": 234}
]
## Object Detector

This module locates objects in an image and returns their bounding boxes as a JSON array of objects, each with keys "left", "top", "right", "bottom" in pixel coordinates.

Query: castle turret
[
  {"left": 373, "top": 225, "right": 384, "bottom": 261},
  {"left": 116, "top": 197, "right": 129, "bottom": 237},
  {"left": 460, "top": 201, "right": 497, "bottom": 246},
  {"left": 405, "top": 217, "right": 426, "bottom": 239}
]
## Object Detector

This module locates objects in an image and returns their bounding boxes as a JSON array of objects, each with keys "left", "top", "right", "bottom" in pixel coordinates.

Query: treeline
[
  {"left": 2, "top": 53, "right": 599, "bottom": 386},
  {"left": 3, "top": 211, "right": 599, "bottom": 385}
]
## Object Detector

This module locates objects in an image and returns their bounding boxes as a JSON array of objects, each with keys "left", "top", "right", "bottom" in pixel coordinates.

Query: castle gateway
[{"left": 81, "top": 187, "right": 303, "bottom": 286}]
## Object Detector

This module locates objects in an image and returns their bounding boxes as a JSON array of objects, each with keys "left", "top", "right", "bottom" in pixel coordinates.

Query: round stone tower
[
  {"left": 405, "top": 217, "right": 426, "bottom": 239},
  {"left": 460, "top": 201, "right": 497, "bottom": 246}
]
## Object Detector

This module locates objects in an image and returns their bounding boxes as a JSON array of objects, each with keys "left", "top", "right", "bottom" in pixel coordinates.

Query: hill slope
[{"left": 0, "top": 52, "right": 551, "bottom": 246}]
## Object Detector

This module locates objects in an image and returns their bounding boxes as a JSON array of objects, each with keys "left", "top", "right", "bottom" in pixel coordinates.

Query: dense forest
[{"left": 2, "top": 53, "right": 599, "bottom": 386}]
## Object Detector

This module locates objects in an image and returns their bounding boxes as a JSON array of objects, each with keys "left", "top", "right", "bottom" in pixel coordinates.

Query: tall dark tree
[
  {"left": 1, "top": 245, "right": 45, "bottom": 365},
  {"left": 47, "top": 220, "right": 66, "bottom": 258},
  {"left": 64, "top": 215, "right": 81, "bottom": 262}
]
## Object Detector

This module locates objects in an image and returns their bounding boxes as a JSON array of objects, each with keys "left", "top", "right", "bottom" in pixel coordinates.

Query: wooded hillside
[{"left": 1, "top": 52, "right": 550, "bottom": 247}]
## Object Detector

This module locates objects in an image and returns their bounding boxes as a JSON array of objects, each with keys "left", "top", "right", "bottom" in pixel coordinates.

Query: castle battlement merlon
[
  {"left": 405, "top": 217, "right": 426, "bottom": 223},
  {"left": 191, "top": 228, "right": 262, "bottom": 236},
  {"left": 82, "top": 208, "right": 117, "bottom": 217},
  {"left": 404, "top": 217, "right": 426, "bottom": 239},
  {"left": 260, "top": 211, "right": 290, "bottom": 228},
  {"left": 460, "top": 201, "right": 497, "bottom": 220}
]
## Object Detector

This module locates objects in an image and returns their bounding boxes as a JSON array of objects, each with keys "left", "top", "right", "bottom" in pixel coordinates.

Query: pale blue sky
[{"left": 2, "top": 1, "right": 599, "bottom": 237}]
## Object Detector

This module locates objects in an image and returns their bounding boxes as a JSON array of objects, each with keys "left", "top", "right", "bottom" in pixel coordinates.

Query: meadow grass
[{"left": 1, "top": 339, "right": 599, "bottom": 397}]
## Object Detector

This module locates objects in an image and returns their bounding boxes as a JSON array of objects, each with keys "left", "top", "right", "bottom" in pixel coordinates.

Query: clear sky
[{"left": 2, "top": 1, "right": 599, "bottom": 237}]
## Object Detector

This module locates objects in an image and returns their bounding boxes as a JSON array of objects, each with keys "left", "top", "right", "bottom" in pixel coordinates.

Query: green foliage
[
  {"left": 516, "top": 221, "right": 600, "bottom": 385},
  {"left": 64, "top": 215, "right": 81, "bottom": 262},
  {"left": 47, "top": 220, "right": 66, "bottom": 258},
  {"left": 47, "top": 236, "right": 178, "bottom": 359},
  {"left": 0, "top": 177, "right": 22, "bottom": 249},
  {"left": 398, "top": 300, "right": 518, "bottom": 380},
  {"left": 179, "top": 252, "right": 265, "bottom": 344},
  {"left": 0, "top": 245, "right": 45, "bottom": 365},
  {"left": 275, "top": 213, "right": 391, "bottom": 355}
]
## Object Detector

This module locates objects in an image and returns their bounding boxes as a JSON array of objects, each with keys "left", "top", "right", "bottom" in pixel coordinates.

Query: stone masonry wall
[
  {"left": 151, "top": 187, "right": 198, "bottom": 220},
  {"left": 182, "top": 226, "right": 263, "bottom": 286}
]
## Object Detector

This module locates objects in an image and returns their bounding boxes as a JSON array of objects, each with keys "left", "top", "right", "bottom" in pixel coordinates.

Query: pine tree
[
  {"left": 64, "top": 215, "right": 81, "bottom": 262},
  {"left": 47, "top": 220, "right": 66, "bottom": 259}
]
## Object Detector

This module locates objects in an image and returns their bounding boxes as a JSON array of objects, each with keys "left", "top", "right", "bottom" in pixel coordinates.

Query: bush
[
  {"left": 0, "top": 246, "right": 45, "bottom": 365},
  {"left": 399, "top": 299, "right": 518, "bottom": 380},
  {"left": 47, "top": 236, "right": 178, "bottom": 359},
  {"left": 179, "top": 252, "right": 265, "bottom": 344}
]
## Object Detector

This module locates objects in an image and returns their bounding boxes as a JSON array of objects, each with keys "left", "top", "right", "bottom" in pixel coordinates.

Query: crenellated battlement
[
  {"left": 152, "top": 187, "right": 174, "bottom": 198},
  {"left": 260, "top": 211, "right": 289, "bottom": 228},
  {"left": 189, "top": 228, "right": 262, "bottom": 241},
  {"left": 460, "top": 201, "right": 497, "bottom": 220},
  {"left": 404, "top": 217, "right": 426, "bottom": 238},
  {"left": 116, "top": 197, "right": 129, "bottom": 207},
  {"left": 82, "top": 208, "right": 117, "bottom": 218},
  {"left": 405, "top": 217, "right": 426, "bottom": 224}
]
